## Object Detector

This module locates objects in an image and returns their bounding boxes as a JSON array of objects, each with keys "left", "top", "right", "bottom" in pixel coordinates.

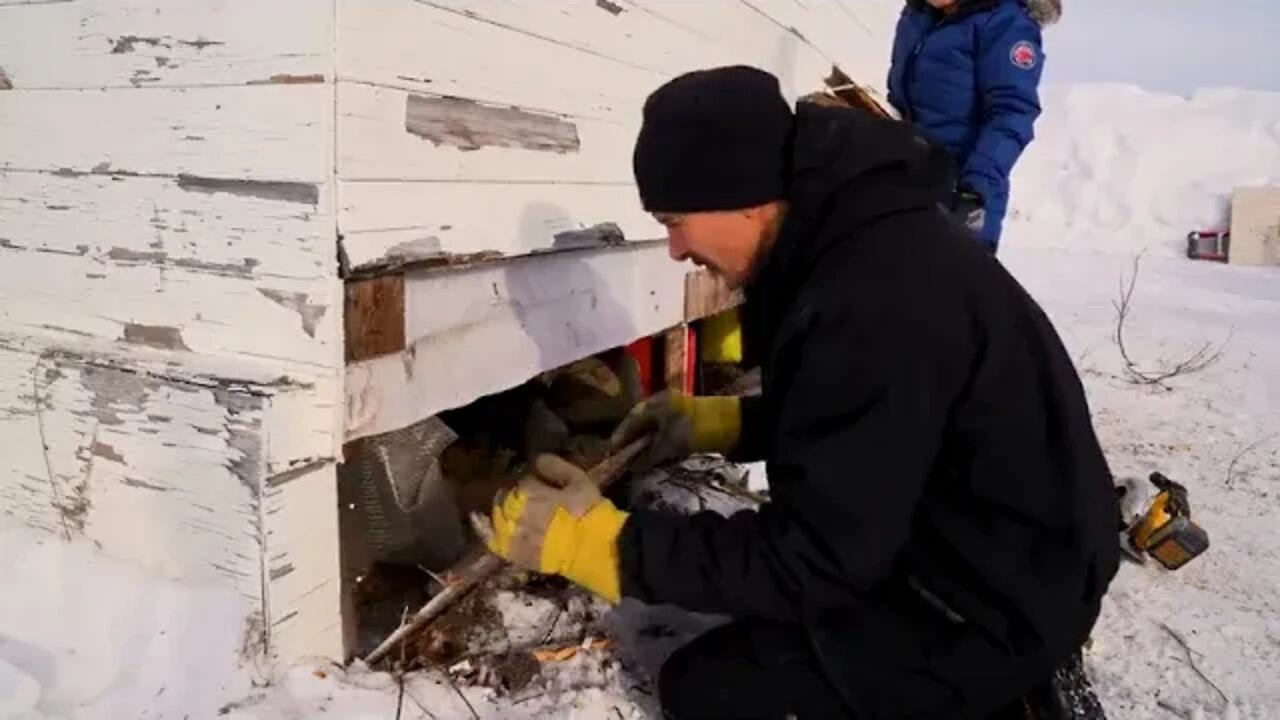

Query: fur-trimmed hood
[
  {"left": 906, "top": 0, "right": 1062, "bottom": 26},
  {"left": 1025, "top": 0, "right": 1062, "bottom": 25}
]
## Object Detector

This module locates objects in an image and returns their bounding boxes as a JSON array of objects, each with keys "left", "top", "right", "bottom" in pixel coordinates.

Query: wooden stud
[
  {"left": 825, "top": 66, "right": 893, "bottom": 118},
  {"left": 684, "top": 268, "right": 744, "bottom": 322},
  {"left": 343, "top": 274, "right": 406, "bottom": 363},
  {"left": 663, "top": 324, "right": 691, "bottom": 394}
]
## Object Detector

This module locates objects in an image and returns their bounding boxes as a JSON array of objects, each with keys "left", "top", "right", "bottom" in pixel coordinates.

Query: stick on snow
[{"left": 363, "top": 438, "right": 650, "bottom": 665}]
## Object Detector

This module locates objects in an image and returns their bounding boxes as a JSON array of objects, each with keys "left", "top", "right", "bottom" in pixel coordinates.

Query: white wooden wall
[
  {"left": 337, "top": 0, "right": 900, "bottom": 442},
  {"left": 335, "top": 0, "right": 898, "bottom": 272},
  {"left": 2, "top": 0, "right": 898, "bottom": 664},
  {"left": 0, "top": 0, "right": 345, "bottom": 666}
]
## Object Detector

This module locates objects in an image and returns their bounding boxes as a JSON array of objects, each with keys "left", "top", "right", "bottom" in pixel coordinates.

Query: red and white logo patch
[{"left": 1010, "top": 40, "right": 1038, "bottom": 70}]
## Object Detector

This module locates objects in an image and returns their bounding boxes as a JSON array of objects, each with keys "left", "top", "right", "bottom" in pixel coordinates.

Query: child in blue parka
[{"left": 888, "top": 0, "right": 1061, "bottom": 251}]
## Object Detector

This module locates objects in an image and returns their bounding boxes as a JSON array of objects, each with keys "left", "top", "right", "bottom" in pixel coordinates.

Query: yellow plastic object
[
  {"left": 700, "top": 309, "right": 744, "bottom": 364},
  {"left": 1128, "top": 473, "right": 1211, "bottom": 571},
  {"left": 1146, "top": 517, "right": 1209, "bottom": 570},
  {"left": 1128, "top": 491, "right": 1173, "bottom": 553}
]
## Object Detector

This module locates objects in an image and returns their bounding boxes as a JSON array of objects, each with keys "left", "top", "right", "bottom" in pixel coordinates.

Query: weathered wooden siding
[
  {"left": 0, "top": 0, "right": 329, "bottom": 89},
  {"left": 335, "top": 0, "right": 896, "bottom": 442},
  {"left": 334, "top": 0, "right": 897, "bottom": 273},
  {"left": 0, "top": 331, "right": 341, "bottom": 659},
  {"left": 338, "top": 182, "right": 658, "bottom": 271},
  {"left": 0, "top": 86, "right": 339, "bottom": 368},
  {"left": 0, "top": 0, "right": 343, "bottom": 665}
]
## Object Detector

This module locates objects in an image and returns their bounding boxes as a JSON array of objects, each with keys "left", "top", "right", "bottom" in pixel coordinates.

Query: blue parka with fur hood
[{"left": 888, "top": 0, "right": 1061, "bottom": 249}]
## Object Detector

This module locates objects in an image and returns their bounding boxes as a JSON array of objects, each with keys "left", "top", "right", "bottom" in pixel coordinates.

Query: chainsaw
[{"left": 1116, "top": 472, "right": 1210, "bottom": 570}]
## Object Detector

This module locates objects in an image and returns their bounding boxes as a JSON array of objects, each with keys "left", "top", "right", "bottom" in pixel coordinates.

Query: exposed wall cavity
[{"left": 405, "top": 94, "right": 581, "bottom": 154}]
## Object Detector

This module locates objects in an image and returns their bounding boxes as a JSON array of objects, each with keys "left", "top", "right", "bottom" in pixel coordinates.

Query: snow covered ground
[{"left": 2, "top": 84, "right": 1279, "bottom": 719}]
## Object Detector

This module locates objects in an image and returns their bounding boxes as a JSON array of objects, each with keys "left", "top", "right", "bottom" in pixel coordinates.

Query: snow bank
[
  {"left": 0, "top": 519, "right": 253, "bottom": 720},
  {"left": 1007, "top": 84, "right": 1280, "bottom": 256}
]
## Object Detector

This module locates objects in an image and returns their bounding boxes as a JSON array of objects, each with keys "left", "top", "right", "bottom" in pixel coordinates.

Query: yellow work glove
[
  {"left": 486, "top": 454, "right": 628, "bottom": 603},
  {"left": 608, "top": 390, "right": 741, "bottom": 471}
]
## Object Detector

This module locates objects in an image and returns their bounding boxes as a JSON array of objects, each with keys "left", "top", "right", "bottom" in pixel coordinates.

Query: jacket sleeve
[
  {"left": 960, "top": 12, "right": 1045, "bottom": 203},
  {"left": 617, "top": 293, "right": 970, "bottom": 621},
  {"left": 885, "top": 8, "right": 914, "bottom": 116},
  {"left": 725, "top": 394, "right": 767, "bottom": 463}
]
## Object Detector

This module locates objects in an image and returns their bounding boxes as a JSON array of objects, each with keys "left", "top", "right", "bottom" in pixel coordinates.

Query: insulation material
[{"left": 341, "top": 415, "right": 464, "bottom": 573}]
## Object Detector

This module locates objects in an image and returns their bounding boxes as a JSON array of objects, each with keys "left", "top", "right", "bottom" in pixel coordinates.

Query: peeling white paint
[
  {"left": 0, "top": 86, "right": 331, "bottom": 179},
  {"left": 0, "top": 249, "right": 340, "bottom": 368},
  {"left": 0, "top": 0, "right": 344, "bottom": 668},
  {"left": 0, "top": 82, "right": 339, "bottom": 369},
  {"left": 0, "top": 171, "right": 331, "bottom": 281},
  {"left": 331, "top": 0, "right": 896, "bottom": 268},
  {"left": 337, "top": 0, "right": 664, "bottom": 122},
  {"left": 0, "top": 0, "right": 330, "bottom": 89},
  {"left": 338, "top": 82, "right": 634, "bottom": 184},
  {"left": 0, "top": 331, "right": 343, "bottom": 662},
  {"left": 261, "top": 459, "right": 341, "bottom": 663},
  {"left": 337, "top": 181, "right": 664, "bottom": 271},
  {"left": 334, "top": 0, "right": 894, "bottom": 122}
]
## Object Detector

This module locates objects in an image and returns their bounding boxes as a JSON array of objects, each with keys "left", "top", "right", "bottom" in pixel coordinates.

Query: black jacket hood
[{"left": 753, "top": 103, "right": 954, "bottom": 294}]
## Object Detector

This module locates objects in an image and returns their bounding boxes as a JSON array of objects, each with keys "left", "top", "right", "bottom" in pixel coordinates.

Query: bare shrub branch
[
  {"left": 1160, "top": 622, "right": 1230, "bottom": 710},
  {"left": 1226, "top": 434, "right": 1276, "bottom": 487},
  {"left": 1112, "top": 252, "right": 1231, "bottom": 388}
]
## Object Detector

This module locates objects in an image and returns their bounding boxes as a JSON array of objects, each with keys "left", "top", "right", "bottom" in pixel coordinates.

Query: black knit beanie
[{"left": 633, "top": 65, "right": 794, "bottom": 213}]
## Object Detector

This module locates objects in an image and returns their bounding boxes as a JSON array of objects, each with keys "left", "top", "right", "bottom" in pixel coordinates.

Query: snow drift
[
  {"left": 1008, "top": 85, "right": 1280, "bottom": 255},
  {"left": 1, "top": 83, "right": 1278, "bottom": 720}
]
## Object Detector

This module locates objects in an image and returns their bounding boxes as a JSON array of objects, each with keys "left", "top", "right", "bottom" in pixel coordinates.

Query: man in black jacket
[{"left": 483, "top": 66, "right": 1119, "bottom": 719}]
